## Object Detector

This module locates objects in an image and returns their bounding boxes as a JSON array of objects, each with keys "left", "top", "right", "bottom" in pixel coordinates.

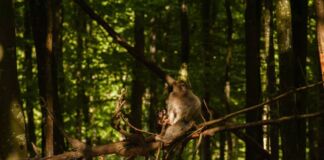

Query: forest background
[{"left": 1, "top": 0, "right": 324, "bottom": 159}]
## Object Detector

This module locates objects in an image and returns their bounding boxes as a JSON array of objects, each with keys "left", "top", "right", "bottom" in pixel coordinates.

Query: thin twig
[{"left": 120, "top": 115, "right": 156, "bottom": 135}]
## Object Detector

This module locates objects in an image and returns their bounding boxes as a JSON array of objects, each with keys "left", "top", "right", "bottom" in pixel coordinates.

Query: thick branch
[
  {"left": 46, "top": 141, "right": 160, "bottom": 160},
  {"left": 73, "top": 0, "right": 175, "bottom": 85}
]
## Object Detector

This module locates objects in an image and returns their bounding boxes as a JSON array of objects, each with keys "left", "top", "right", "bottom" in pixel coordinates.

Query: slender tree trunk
[
  {"left": 224, "top": 0, "right": 233, "bottom": 159},
  {"left": 264, "top": 0, "right": 278, "bottom": 159},
  {"left": 148, "top": 17, "right": 158, "bottom": 132},
  {"left": 75, "top": 5, "right": 86, "bottom": 138},
  {"left": 24, "top": 0, "right": 37, "bottom": 156},
  {"left": 130, "top": 10, "right": 145, "bottom": 131},
  {"left": 245, "top": 0, "right": 263, "bottom": 159},
  {"left": 0, "top": 0, "right": 28, "bottom": 158},
  {"left": 75, "top": 6, "right": 91, "bottom": 145},
  {"left": 307, "top": 9, "right": 321, "bottom": 159},
  {"left": 56, "top": 1, "right": 66, "bottom": 124},
  {"left": 200, "top": 0, "right": 212, "bottom": 159},
  {"left": 179, "top": 0, "right": 190, "bottom": 81},
  {"left": 219, "top": 132, "right": 225, "bottom": 160},
  {"left": 52, "top": 0, "right": 65, "bottom": 153},
  {"left": 290, "top": 0, "right": 308, "bottom": 159},
  {"left": 315, "top": 0, "right": 324, "bottom": 159}
]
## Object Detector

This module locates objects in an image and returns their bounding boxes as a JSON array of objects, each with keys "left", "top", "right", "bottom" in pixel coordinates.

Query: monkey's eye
[{"left": 168, "top": 86, "right": 173, "bottom": 93}]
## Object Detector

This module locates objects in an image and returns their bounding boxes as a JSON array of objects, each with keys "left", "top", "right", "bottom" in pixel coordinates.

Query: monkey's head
[{"left": 171, "top": 80, "right": 189, "bottom": 94}]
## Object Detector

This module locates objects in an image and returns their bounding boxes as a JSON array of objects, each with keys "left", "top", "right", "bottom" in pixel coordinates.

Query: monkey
[{"left": 156, "top": 80, "right": 201, "bottom": 144}]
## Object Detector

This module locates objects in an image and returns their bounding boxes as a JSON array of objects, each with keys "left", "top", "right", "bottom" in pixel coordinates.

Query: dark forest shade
[{"left": 0, "top": 0, "right": 27, "bottom": 158}]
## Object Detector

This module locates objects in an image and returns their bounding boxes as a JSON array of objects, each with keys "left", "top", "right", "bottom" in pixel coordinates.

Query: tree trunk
[
  {"left": 291, "top": 0, "right": 308, "bottom": 159},
  {"left": 75, "top": 6, "right": 90, "bottom": 144},
  {"left": 219, "top": 132, "right": 225, "bottom": 160},
  {"left": 307, "top": 11, "right": 321, "bottom": 159},
  {"left": 200, "top": 0, "right": 212, "bottom": 159},
  {"left": 30, "top": 0, "right": 62, "bottom": 156},
  {"left": 264, "top": 0, "right": 278, "bottom": 159},
  {"left": 276, "top": 0, "right": 298, "bottom": 159},
  {"left": 52, "top": 0, "right": 65, "bottom": 154},
  {"left": 224, "top": 0, "right": 233, "bottom": 159},
  {"left": 179, "top": 0, "right": 190, "bottom": 81},
  {"left": 24, "top": 0, "right": 37, "bottom": 156},
  {"left": 316, "top": 0, "right": 324, "bottom": 81},
  {"left": 75, "top": 5, "right": 85, "bottom": 138},
  {"left": 130, "top": 10, "right": 145, "bottom": 131},
  {"left": 245, "top": 0, "right": 263, "bottom": 159},
  {"left": 315, "top": 0, "right": 324, "bottom": 159},
  {"left": 148, "top": 17, "right": 158, "bottom": 132},
  {"left": 0, "top": 0, "right": 28, "bottom": 158}
]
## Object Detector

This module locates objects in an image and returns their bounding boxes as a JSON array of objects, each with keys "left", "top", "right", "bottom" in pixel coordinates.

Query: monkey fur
[{"left": 156, "top": 81, "right": 201, "bottom": 144}]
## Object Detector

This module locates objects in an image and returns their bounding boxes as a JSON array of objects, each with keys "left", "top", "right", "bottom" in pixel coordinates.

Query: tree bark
[
  {"left": 30, "top": 0, "right": 63, "bottom": 156},
  {"left": 264, "top": 0, "right": 278, "bottom": 159},
  {"left": 315, "top": 0, "right": 324, "bottom": 159},
  {"left": 0, "top": 0, "right": 28, "bottom": 158},
  {"left": 52, "top": 0, "right": 65, "bottom": 154},
  {"left": 129, "top": 10, "right": 145, "bottom": 131},
  {"left": 24, "top": 0, "right": 37, "bottom": 156},
  {"left": 200, "top": 0, "right": 212, "bottom": 159},
  {"left": 148, "top": 17, "right": 159, "bottom": 132},
  {"left": 276, "top": 0, "right": 299, "bottom": 159},
  {"left": 290, "top": 0, "right": 308, "bottom": 159},
  {"left": 179, "top": 0, "right": 190, "bottom": 81},
  {"left": 224, "top": 0, "right": 233, "bottom": 158},
  {"left": 245, "top": 0, "right": 263, "bottom": 159}
]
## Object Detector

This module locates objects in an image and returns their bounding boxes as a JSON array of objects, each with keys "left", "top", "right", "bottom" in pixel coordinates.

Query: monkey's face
[{"left": 172, "top": 81, "right": 188, "bottom": 93}]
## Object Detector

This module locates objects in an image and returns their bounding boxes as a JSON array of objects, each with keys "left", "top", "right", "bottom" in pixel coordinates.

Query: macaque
[{"left": 156, "top": 81, "right": 201, "bottom": 144}]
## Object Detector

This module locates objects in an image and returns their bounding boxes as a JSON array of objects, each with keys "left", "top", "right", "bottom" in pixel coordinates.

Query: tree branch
[
  {"left": 199, "top": 80, "right": 324, "bottom": 128},
  {"left": 73, "top": 0, "right": 175, "bottom": 85},
  {"left": 45, "top": 141, "right": 161, "bottom": 160},
  {"left": 201, "top": 110, "right": 324, "bottom": 136}
]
